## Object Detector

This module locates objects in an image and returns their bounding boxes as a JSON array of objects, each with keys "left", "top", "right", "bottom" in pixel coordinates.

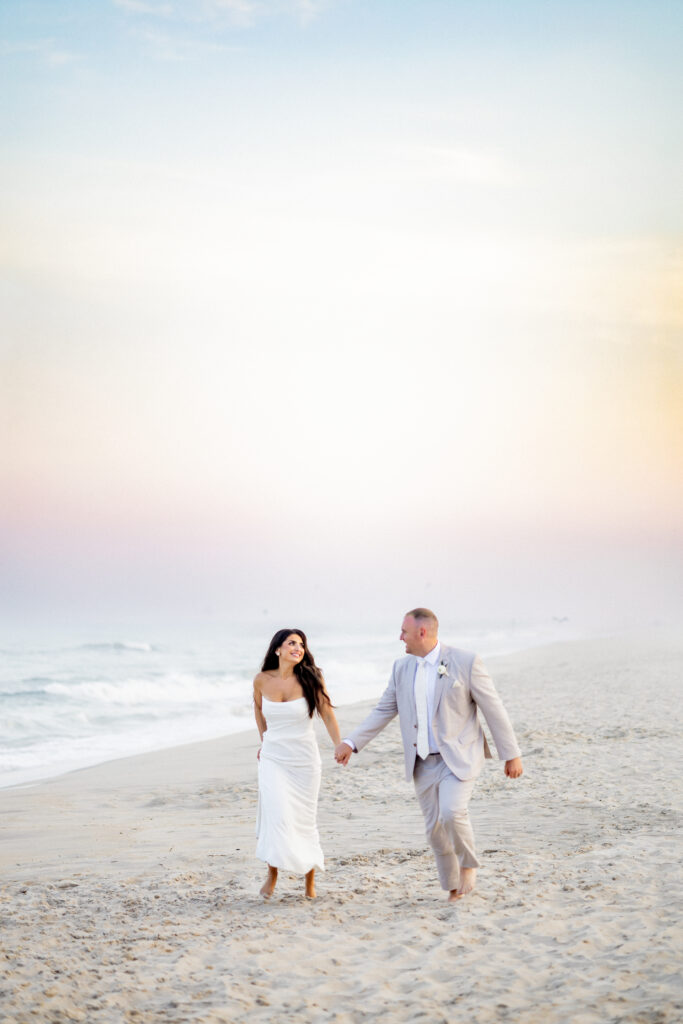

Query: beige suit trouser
[{"left": 413, "top": 753, "right": 480, "bottom": 890}]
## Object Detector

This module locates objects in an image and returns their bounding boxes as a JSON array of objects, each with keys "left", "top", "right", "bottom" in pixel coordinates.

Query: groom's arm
[
  {"left": 469, "top": 656, "right": 522, "bottom": 767},
  {"left": 334, "top": 671, "right": 399, "bottom": 765}
]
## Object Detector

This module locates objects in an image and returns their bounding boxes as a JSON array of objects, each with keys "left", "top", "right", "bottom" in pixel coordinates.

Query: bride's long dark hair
[{"left": 261, "top": 628, "right": 332, "bottom": 719}]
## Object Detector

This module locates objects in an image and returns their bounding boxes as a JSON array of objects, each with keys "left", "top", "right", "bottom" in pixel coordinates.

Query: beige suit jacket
[{"left": 347, "top": 644, "right": 521, "bottom": 782}]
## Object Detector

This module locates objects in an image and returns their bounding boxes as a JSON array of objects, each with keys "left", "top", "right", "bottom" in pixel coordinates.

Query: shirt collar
[{"left": 417, "top": 642, "right": 441, "bottom": 667}]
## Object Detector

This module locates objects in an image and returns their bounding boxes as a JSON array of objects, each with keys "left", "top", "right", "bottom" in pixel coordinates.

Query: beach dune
[{"left": 1, "top": 633, "right": 681, "bottom": 1023}]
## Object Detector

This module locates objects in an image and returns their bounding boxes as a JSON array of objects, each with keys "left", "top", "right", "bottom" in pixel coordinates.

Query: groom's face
[{"left": 400, "top": 615, "right": 424, "bottom": 655}]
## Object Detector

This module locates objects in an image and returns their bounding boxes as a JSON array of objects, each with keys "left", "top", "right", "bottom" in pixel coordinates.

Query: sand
[{"left": 1, "top": 632, "right": 681, "bottom": 1023}]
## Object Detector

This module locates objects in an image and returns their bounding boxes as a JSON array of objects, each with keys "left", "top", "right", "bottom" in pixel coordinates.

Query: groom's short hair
[{"left": 406, "top": 607, "right": 439, "bottom": 632}]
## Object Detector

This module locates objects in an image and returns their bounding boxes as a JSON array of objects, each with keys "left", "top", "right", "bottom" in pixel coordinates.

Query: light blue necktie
[{"left": 415, "top": 660, "right": 430, "bottom": 759}]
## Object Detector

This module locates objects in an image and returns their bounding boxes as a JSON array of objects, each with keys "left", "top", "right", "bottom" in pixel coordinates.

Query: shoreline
[
  {"left": 0, "top": 628, "right": 635, "bottom": 794},
  {"left": 1, "top": 631, "right": 681, "bottom": 1022}
]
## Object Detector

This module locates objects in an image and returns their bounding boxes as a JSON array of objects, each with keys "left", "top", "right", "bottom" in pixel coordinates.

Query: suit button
[
  {"left": 413, "top": 742, "right": 417, "bottom": 747},
  {"left": 414, "top": 724, "right": 418, "bottom": 729}
]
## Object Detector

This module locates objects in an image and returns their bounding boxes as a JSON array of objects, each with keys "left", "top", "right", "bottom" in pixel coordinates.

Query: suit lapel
[
  {"left": 433, "top": 644, "right": 452, "bottom": 716},
  {"left": 403, "top": 656, "right": 418, "bottom": 713}
]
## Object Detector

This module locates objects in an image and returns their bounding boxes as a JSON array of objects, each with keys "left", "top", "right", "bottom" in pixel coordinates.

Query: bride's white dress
[{"left": 255, "top": 697, "right": 325, "bottom": 874}]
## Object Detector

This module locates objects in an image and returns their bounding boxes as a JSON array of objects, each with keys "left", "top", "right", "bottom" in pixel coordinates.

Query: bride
[{"left": 253, "top": 628, "right": 342, "bottom": 899}]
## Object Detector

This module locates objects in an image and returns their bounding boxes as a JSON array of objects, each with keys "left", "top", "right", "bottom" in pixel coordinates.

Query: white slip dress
[{"left": 255, "top": 697, "right": 325, "bottom": 874}]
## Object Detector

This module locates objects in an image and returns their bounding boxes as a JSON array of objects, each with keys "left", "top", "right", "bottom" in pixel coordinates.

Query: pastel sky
[{"left": 1, "top": 0, "right": 682, "bottom": 627}]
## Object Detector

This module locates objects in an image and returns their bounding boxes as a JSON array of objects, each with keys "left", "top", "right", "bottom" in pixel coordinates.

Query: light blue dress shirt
[{"left": 414, "top": 642, "right": 441, "bottom": 755}]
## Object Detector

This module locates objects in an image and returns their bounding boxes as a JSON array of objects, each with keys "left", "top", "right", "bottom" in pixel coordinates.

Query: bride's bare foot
[
  {"left": 260, "top": 866, "right": 278, "bottom": 899},
  {"left": 305, "top": 868, "right": 316, "bottom": 899},
  {"left": 448, "top": 868, "right": 477, "bottom": 901}
]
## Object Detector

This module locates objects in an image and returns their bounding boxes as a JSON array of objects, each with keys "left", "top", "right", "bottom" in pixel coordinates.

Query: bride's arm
[
  {"left": 253, "top": 675, "right": 267, "bottom": 743},
  {"left": 319, "top": 694, "right": 342, "bottom": 748}
]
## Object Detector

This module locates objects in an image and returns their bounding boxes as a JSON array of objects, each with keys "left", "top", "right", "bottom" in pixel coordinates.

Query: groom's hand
[
  {"left": 505, "top": 757, "right": 523, "bottom": 778},
  {"left": 335, "top": 742, "right": 353, "bottom": 766}
]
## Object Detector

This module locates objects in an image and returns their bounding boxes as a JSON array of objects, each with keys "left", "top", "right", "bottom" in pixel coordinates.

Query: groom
[{"left": 335, "top": 608, "right": 523, "bottom": 900}]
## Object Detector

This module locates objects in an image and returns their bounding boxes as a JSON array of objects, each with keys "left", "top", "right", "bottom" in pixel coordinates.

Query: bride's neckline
[{"left": 262, "top": 695, "right": 306, "bottom": 704}]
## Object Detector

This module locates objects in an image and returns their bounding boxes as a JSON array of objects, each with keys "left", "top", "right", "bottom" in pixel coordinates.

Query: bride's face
[{"left": 277, "top": 634, "right": 305, "bottom": 666}]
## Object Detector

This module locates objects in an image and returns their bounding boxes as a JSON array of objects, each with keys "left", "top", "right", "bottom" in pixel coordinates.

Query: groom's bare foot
[
  {"left": 260, "top": 866, "right": 278, "bottom": 899},
  {"left": 305, "top": 869, "right": 316, "bottom": 899},
  {"left": 448, "top": 868, "right": 477, "bottom": 901}
]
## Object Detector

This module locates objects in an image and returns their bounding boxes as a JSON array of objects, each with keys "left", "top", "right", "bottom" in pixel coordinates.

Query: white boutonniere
[{"left": 437, "top": 661, "right": 448, "bottom": 677}]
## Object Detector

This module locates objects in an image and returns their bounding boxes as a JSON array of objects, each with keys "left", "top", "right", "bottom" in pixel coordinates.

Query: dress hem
[{"left": 256, "top": 853, "right": 325, "bottom": 874}]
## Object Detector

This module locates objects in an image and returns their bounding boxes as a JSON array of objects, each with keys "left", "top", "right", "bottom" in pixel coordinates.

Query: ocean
[{"left": 0, "top": 617, "right": 580, "bottom": 789}]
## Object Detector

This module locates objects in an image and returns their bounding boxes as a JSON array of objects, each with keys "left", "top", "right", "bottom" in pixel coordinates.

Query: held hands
[
  {"left": 335, "top": 742, "right": 353, "bottom": 766},
  {"left": 505, "top": 757, "right": 523, "bottom": 778}
]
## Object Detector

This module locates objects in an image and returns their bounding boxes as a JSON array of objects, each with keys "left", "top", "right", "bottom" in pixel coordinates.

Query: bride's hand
[{"left": 334, "top": 742, "right": 352, "bottom": 766}]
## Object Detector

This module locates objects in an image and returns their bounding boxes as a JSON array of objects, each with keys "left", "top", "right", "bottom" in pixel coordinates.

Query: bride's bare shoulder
[{"left": 253, "top": 670, "right": 275, "bottom": 690}]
